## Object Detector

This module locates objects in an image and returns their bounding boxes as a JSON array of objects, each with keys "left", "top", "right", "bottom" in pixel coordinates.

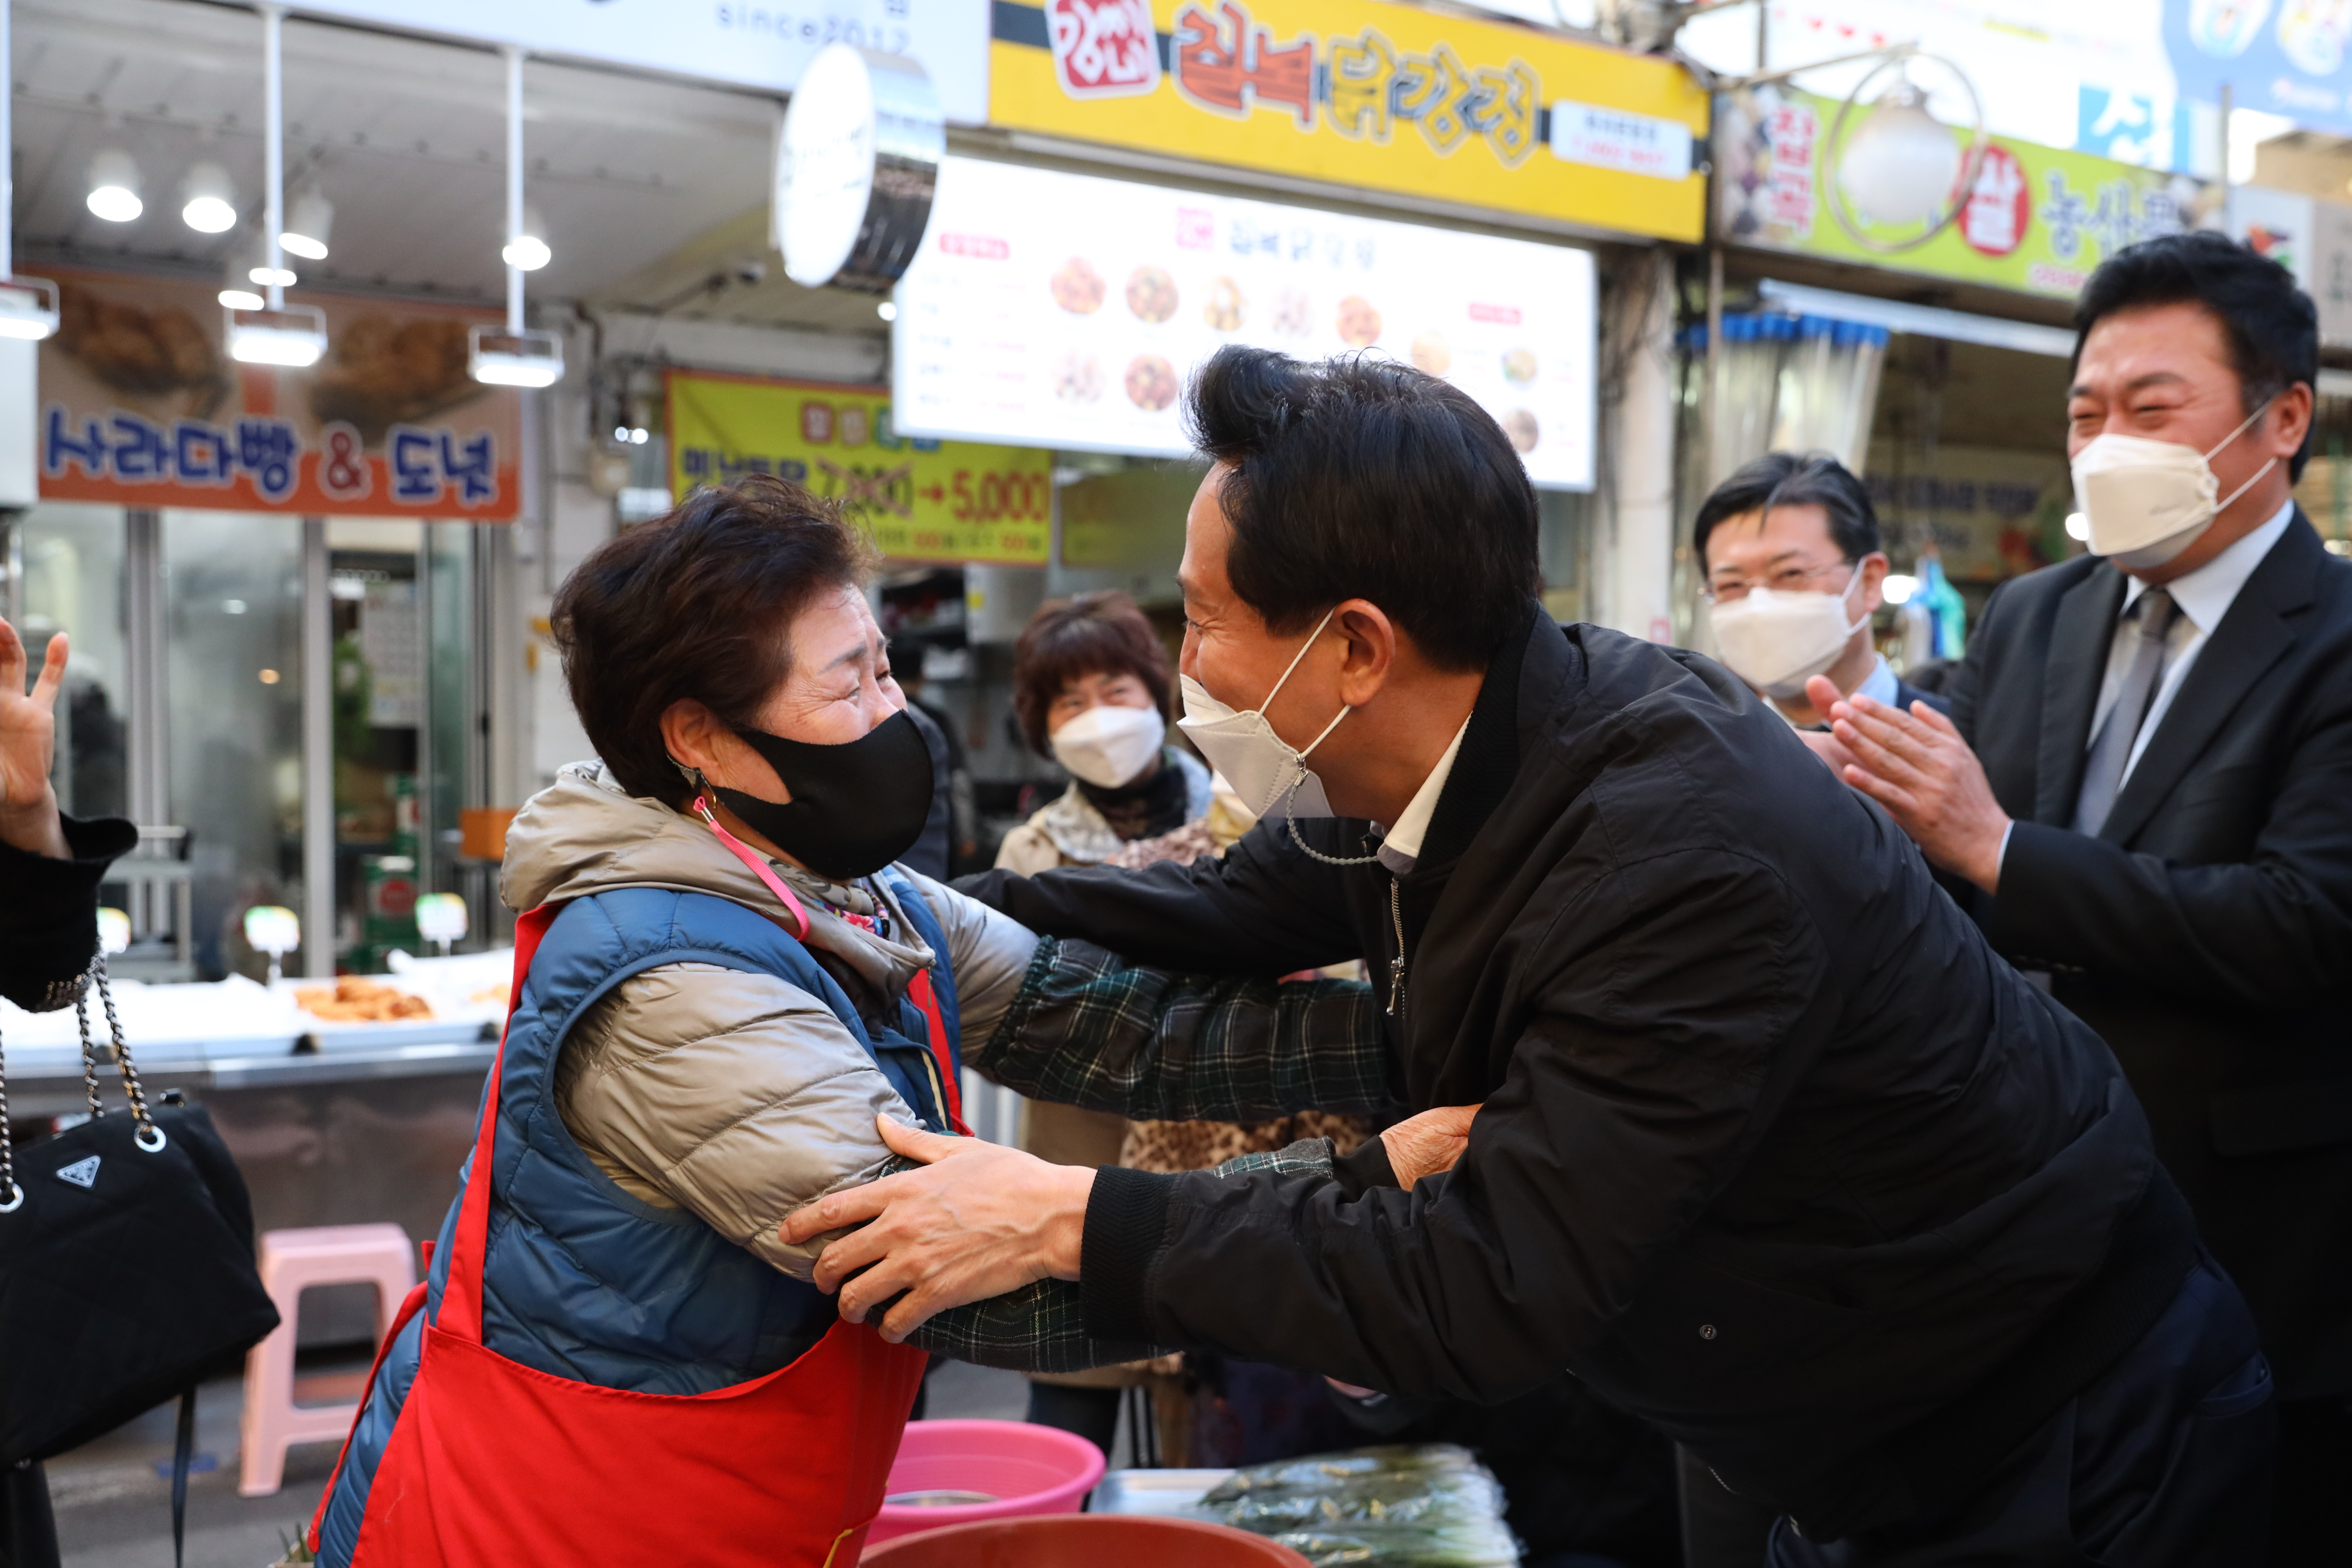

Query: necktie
[{"left": 2072, "top": 587, "right": 2177, "bottom": 836}]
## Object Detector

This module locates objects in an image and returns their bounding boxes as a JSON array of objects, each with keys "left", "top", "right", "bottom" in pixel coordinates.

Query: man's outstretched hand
[
  {"left": 1802, "top": 674, "right": 2009, "bottom": 893},
  {"left": 781, "top": 1114, "right": 1094, "bottom": 1343}
]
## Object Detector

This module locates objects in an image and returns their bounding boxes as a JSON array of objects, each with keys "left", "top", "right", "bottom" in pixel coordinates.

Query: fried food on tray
[
  {"left": 55, "top": 283, "right": 230, "bottom": 417},
  {"left": 1125, "top": 354, "right": 1179, "bottom": 411},
  {"left": 307, "top": 315, "right": 476, "bottom": 442},
  {"left": 296, "top": 975, "right": 435, "bottom": 1022},
  {"left": 1125, "top": 265, "right": 1179, "bottom": 323},
  {"left": 1336, "top": 294, "right": 1382, "bottom": 346},
  {"left": 1051, "top": 258, "right": 1107, "bottom": 315}
]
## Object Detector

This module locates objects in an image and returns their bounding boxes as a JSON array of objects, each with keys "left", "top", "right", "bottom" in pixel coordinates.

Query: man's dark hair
[
  {"left": 1010, "top": 590, "right": 1172, "bottom": 755},
  {"left": 551, "top": 475, "right": 879, "bottom": 807},
  {"left": 1186, "top": 346, "right": 1539, "bottom": 670},
  {"left": 1692, "top": 451, "right": 1882, "bottom": 567},
  {"left": 2074, "top": 230, "right": 2319, "bottom": 480}
]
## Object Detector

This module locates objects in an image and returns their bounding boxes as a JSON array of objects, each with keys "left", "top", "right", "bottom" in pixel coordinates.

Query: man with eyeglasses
[{"left": 1696, "top": 453, "right": 1942, "bottom": 730}]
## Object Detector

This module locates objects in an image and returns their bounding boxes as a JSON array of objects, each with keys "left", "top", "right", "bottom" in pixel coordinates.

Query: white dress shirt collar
[
  {"left": 1374, "top": 717, "right": 1470, "bottom": 876},
  {"left": 2121, "top": 499, "right": 2295, "bottom": 635}
]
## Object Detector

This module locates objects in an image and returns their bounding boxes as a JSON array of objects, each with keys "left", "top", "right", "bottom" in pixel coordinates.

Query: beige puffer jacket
[{"left": 500, "top": 762, "right": 1038, "bottom": 1283}]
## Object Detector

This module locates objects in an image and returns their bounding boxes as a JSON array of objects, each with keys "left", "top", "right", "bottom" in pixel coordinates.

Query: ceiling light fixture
[
  {"left": 86, "top": 149, "right": 144, "bottom": 222},
  {"left": 501, "top": 206, "right": 552, "bottom": 272},
  {"left": 220, "top": 251, "right": 265, "bottom": 310},
  {"left": 472, "top": 47, "right": 563, "bottom": 389},
  {"left": 281, "top": 186, "right": 332, "bottom": 260},
  {"left": 0, "top": 6, "right": 59, "bottom": 338},
  {"left": 225, "top": 6, "right": 325, "bottom": 369},
  {"left": 181, "top": 160, "right": 239, "bottom": 234},
  {"left": 877, "top": 300, "right": 898, "bottom": 321}
]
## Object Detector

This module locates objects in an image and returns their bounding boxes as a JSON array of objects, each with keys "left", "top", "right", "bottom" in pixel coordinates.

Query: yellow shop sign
[
  {"left": 988, "top": 0, "right": 1709, "bottom": 241},
  {"left": 666, "top": 370, "right": 1052, "bottom": 566}
]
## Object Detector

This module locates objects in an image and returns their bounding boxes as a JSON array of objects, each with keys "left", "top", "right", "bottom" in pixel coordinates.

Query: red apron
[{"left": 313, "top": 905, "right": 929, "bottom": 1568}]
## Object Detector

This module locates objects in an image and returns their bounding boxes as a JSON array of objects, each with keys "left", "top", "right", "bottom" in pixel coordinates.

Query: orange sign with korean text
[
  {"left": 38, "top": 268, "right": 520, "bottom": 519},
  {"left": 988, "top": 0, "right": 1709, "bottom": 241}
]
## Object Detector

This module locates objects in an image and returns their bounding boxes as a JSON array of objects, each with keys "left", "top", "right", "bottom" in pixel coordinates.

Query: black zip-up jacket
[{"left": 962, "top": 610, "right": 2191, "bottom": 1536}]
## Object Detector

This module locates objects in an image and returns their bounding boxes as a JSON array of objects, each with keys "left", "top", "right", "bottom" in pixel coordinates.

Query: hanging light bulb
[
  {"left": 181, "top": 160, "right": 239, "bottom": 233},
  {"left": 1836, "top": 81, "right": 1961, "bottom": 230},
  {"left": 502, "top": 204, "right": 551, "bottom": 271},
  {"left": 475, "top": 48, "right": 563, "bottom": 389},
  {"left": 281, "top": 186, "right": 333, "bottom": 260},
  {"left": 219, "top": 252, "right": 264, "bottom": 311},
  {"left": 86, "top": 149, "right": 143, "bottom": 222}
]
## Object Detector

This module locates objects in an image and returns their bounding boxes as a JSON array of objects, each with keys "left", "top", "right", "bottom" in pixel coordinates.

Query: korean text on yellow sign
[
  {"left": 988, "top": 0, "right": 1709, "bottom": 241},
  {"left": 666, "top": 371, "right": 1053, "bottom": 566}
]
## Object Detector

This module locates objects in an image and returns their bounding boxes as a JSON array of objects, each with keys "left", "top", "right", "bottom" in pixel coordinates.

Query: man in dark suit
[
  {"left": 1815, "top": 231, "right": 2352, "bottom": 1561},
  {"left": 1695, "top": 451, "right": 1945, "bottom": 726}
]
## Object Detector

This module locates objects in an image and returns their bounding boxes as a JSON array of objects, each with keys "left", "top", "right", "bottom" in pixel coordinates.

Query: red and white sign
[
  {"left": 1047, "top": 0, "right": 1162, "bottom": 99},
  {"left": 1764, "top": 101, "right": 1819, "bottom": 240},
  {"left": 1961, "top": 145, "right": 2029, "bottom": 258}
]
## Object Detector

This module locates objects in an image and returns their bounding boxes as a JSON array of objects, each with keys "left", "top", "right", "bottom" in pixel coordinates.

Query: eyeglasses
[{"left": 1703, "top": 560, "right": 1854, "bottom": 604}]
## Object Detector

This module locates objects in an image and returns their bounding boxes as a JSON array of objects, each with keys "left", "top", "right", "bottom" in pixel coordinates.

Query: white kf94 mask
[
  {"left": 2071, "top": 399, "right": 2276, "bottom": 571},
  {"left": 1178, "top": 608, "right": 1351, "bottom": 823},
  {"left": 1048, "top": 702, "right": 1165, "bottom": 789},
  {"left": 1706, "top": 568, "right": 1869, "bottom": 702}
]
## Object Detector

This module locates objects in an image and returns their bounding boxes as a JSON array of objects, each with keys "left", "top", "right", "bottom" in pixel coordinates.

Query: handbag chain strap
[
  {"left": 0, "top": 952, "right": 165, "bottom": 1220},
  {"left": 77, "top": 954, "right": 163, "bottom": 1151},
  {"left": 0, "top": 1007, "right": 16, "bottom": 1214}
]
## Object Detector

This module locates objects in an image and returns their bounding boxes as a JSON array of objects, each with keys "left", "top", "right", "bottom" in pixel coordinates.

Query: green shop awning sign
[{"left": 1714, "top": 85, "right": 2214, "bottom": 300}]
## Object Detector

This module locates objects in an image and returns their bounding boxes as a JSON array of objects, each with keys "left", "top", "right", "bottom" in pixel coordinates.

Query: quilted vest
[{"left": 314, "top": 870, "right": 963, "bottom": 1563}]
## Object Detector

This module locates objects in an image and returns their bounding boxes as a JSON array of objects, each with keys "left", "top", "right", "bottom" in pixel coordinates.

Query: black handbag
[{"left": 0, "top": 956, "right": 280, "bottom": 1558}]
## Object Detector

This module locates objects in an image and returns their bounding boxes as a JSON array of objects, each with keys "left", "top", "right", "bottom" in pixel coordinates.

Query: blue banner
[{"left": 2166, "top": 0, "right": 2352, "bottom": 136}]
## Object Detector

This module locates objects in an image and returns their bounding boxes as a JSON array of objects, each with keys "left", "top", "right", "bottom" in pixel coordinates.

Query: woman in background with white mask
[
  {"left": 1696, "top": 452, "right": 1946, "bottom": 730},
  {"left": 995, "top": 590, "right": 1213, "bottom": 876}
]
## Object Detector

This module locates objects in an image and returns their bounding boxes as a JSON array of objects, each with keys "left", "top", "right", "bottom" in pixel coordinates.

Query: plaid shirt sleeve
[
  {"left": 894, "top": 1139, "right": 1338, "bottom": 1370},
  {"left": 970, "top": 937, "right": 1401, "bottom": 1123}
]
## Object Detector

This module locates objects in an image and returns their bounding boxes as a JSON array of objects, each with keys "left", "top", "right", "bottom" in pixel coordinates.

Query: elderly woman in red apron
[{"left": 307, "top": 477, "right": 1153, "bottom": 1567}]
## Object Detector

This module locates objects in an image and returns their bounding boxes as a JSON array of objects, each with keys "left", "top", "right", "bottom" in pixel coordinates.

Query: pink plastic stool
[{"left": 238, "top": 1223, "right": 415, "bottom": 1496}]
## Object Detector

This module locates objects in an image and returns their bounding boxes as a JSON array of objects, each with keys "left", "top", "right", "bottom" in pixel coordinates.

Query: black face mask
[{"left": 706, "top": 708, "right": 935, "bottom": 882}]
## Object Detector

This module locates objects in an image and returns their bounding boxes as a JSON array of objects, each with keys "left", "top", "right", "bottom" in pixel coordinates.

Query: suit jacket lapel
[
  {"left": 2033, "top": 566, "right": 2126, "bottom": 825},
  {"left": 2099, "top": 515, "right": 2322, "bottom": 846}
]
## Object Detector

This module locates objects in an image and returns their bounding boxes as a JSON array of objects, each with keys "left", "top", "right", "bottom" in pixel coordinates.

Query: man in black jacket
[
  {"left": 1, "top": 614, "right": 135, "bottom": 1568},
  {"left": 790, "top": 348, "right": 2273, "bottom": 1561},
  {"left": 1817, "top": 233, "right": 2352, "bottom": 1560}
]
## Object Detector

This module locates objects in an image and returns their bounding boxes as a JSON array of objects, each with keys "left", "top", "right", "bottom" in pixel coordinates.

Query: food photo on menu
[{"left": 892, "top": 158, "right": 1594, "bottom": 488}]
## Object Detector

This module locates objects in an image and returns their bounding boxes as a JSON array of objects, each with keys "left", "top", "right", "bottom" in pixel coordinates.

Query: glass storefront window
[
  {"left": 18, "top": 503, "right": 130, "bottom": 821},
  {"left": 161, "top": 511, "right": 306, "bottom": 978}
]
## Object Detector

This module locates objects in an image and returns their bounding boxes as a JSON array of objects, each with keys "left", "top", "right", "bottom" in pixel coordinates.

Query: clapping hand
[
  {"left": 1803, "top": 674, "right": 2010, "bottom": 892},
  {"left": 0, "top": 616, "right": 68, "bottom": 860}
]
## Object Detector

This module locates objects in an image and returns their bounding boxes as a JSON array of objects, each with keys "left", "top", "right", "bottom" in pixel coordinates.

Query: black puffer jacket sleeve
[
  {"left": 1080, "top": 847, "right": 1824, "bottom": 1402},
  {"left": 0, "top": 813, "right": 136, "bottom": 1012}
]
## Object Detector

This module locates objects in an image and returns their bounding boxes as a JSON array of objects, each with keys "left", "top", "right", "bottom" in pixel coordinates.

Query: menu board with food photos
[
  {"left": 38, "top": 268, "right": 519, "bottom": 519},
  {"left": 891, "top": 157, "right": 1596, "bottom": 489}
]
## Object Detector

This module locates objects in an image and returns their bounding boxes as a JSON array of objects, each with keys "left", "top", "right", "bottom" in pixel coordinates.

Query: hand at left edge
[
  {"left": 1822, "top": 689, "right": 2010, "bottom": 893},
  {"left": 779, "top": 1114, "right": 1096, "bottom": 1342}
]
